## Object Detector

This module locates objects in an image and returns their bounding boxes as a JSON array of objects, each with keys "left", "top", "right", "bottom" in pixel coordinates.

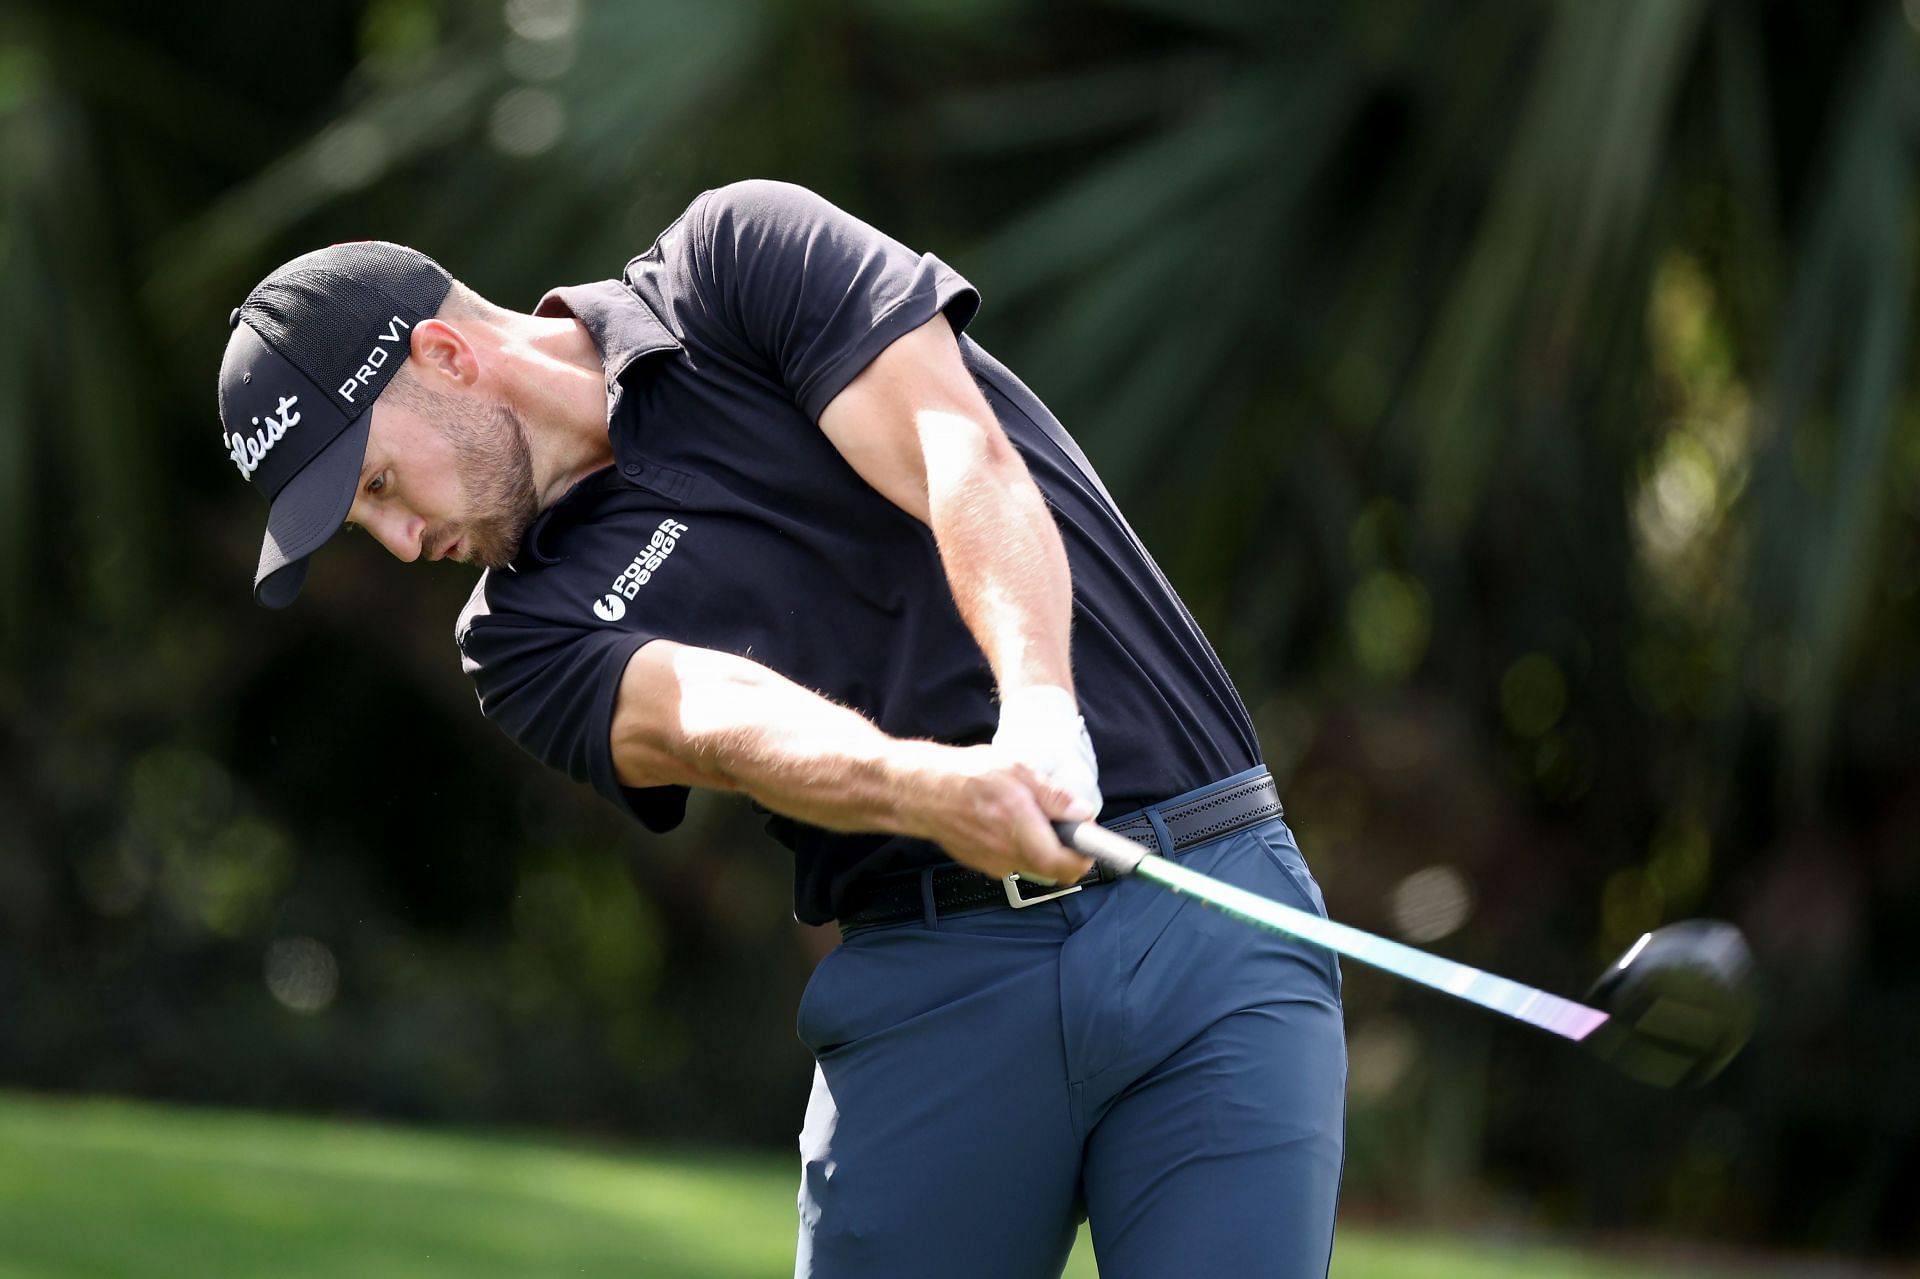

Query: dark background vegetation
[{"left": 3, "top": 0, "right": 1917, "bottom": 1260}]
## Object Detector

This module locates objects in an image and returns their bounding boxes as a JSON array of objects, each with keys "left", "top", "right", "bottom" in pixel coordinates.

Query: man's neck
[{"left": 502, "top": 313, "right": 618, "bottom": 512}]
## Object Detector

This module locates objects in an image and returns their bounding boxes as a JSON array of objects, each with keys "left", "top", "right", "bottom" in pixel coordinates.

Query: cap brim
[{"left": 253, "top": 409, "right": 372, "bottom": 608}]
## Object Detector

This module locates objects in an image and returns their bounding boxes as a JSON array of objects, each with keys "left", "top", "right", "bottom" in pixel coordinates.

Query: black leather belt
[{"left": 836, "top": 770, "right": 1282, "bottom": 933}]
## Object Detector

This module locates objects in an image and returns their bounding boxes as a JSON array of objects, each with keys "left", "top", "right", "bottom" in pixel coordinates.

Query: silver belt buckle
[{"left": 1003, "top": 873, "right": 1082, "bottom": 908}]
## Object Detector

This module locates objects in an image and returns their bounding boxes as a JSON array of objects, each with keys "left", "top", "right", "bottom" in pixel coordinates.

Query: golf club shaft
[{"left": 1055, "top": 820, "right": 1611, "bottom": 1043}]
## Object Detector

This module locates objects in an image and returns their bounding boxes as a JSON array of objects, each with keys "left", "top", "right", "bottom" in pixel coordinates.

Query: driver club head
[{"left": 1585, "top": 920, "right": 1756, "bottom": 1088}]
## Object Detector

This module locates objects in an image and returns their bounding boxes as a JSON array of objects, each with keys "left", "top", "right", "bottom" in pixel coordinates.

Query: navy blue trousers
[{"left": 795, "top": 774, "right": 1347, "bottom": 1278}]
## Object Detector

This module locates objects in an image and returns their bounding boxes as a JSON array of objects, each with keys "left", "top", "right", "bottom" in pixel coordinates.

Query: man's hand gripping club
[
  {"left": 894, "top": 740, "right": 1097, "bottom": 885},
  {"left": 988, "top": 684, "right": 1102, "bottom": 884}
]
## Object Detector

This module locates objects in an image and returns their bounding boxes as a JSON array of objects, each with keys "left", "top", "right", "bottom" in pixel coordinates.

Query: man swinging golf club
[{"left": 216, "top": 180, "right": 1347, "bottom": 1278}]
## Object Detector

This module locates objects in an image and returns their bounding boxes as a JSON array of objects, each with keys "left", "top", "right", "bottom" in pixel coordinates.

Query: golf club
[{"left": 1053, "top": 820, "right": 1755, "bottom": 1089}]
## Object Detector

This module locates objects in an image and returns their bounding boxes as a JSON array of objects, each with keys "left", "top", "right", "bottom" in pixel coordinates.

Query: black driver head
[{"left": 1585, "top": 920, "right": 1756, "bottom": 1088}]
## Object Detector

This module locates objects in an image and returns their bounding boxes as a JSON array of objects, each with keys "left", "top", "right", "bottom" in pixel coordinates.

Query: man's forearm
[
  {"left": 614, "top": 644, "right": 928, "bottom": 833},
  {"left": 609, "top": 643, "right": 1093, "bottom": 882},
  {"left": 690, "top": 681, "right": 944, "bottom": 837},
  {"left": 918, "top": 408, "right": 1076, "bottom": 696}
]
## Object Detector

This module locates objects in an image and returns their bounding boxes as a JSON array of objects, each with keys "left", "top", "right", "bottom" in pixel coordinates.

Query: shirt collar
[{"left": 533, "top": 279, "right": 681, "bottom": 419}]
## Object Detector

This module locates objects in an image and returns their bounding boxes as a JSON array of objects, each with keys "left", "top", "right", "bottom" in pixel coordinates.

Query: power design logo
[
  {"left": 592, "top": 518, "right": 691, "bottom": 622},
  {"left": 225, "top": 395, "right": 301, "bottom": 480}
]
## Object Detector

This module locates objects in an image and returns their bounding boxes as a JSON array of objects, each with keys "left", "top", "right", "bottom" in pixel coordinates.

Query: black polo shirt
[{"left": 456, "top": 180, "right": 1258, "bottom": 925}]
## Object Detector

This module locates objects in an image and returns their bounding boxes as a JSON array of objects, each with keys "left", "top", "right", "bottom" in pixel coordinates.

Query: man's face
[{"left": 346, "top": 381, "right": 538, "bottom": 569}]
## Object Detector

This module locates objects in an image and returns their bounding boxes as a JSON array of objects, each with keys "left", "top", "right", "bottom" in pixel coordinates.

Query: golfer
[{"left": 216, "top": 180, "right": 1346, "bottom": 1277}]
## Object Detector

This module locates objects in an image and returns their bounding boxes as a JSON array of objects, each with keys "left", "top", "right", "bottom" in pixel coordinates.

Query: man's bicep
[
  {"left": 608, "top": 639, "right": 743, "bottom": 792},
  {"left": 817, "top": 312, "right": 1013, "bottom": 523}
]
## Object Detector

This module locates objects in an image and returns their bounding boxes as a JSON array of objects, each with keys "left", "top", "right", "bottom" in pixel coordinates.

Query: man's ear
[{"left": 409, "top": 318, "right": 480, "bottom": 388}]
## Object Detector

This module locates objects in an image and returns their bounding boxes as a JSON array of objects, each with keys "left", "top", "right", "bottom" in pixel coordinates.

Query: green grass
[{"left": 0, "top": 1092, "right": 1691, "bottom": 1278}]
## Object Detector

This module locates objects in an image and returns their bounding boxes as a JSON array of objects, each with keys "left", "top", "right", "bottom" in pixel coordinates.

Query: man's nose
[{"left": 366, "top": 509, "right": 424, "bottom": 562}]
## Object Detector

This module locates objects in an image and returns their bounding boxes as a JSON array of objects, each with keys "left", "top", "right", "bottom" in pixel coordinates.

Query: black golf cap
[{"left": 217, "top": 241, "right": 453, "bottom": 607}]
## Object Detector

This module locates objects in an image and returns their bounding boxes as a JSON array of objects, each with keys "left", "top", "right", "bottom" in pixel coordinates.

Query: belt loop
[
  {"left": 1146, "top": 806, "right": 1174, "bottom": 857},
  {"left": 919, "top": 866, "right": 939, "bottom": 929}
]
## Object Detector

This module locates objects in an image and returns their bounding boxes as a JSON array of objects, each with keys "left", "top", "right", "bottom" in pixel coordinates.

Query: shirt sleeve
[
  {"left": 686, "top": 179, "right": 982, "bottom": 422},
  {"left": 456, "top": 607, "right": 690, "bottom": 833}
]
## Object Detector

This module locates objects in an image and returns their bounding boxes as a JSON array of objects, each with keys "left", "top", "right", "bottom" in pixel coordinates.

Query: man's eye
[{"left": 367, "top": 472, "right": 388, "bottom": 496}]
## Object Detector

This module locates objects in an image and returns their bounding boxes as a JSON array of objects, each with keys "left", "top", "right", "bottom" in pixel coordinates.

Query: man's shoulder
[
  {"left": 452, "top": 543, "right": 607, "bottom": 653},
  {"left": 627, "top": 179, "right": 846, "bottom": 281},
  {"left": 688, "top": 178, "right": 831, "bottom": 226},
  {"left": 452, "top": 552, "right": 620, "bottom": 690}
]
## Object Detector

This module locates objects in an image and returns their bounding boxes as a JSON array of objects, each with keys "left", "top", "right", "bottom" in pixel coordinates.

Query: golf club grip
[
  {"left": 1054, "top": 819, "right": 1610, "bottom": 1044},
  {"left": 1052, "top": 820, "right": 1148, "bottom": 874}
]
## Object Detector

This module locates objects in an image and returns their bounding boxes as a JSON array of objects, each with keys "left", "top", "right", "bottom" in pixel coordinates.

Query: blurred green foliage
[{"left": 1, "top": 0, "right": 1916, "bottom": 1258}]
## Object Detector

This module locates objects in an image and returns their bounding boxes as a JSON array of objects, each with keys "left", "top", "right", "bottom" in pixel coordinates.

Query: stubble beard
[{"left": 433, "top": 398, "right": 539, "bottom": 569}]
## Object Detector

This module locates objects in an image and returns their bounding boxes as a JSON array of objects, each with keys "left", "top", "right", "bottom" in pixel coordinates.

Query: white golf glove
[{"left": 992, "top": 685, "right": 1104, "bottom": 820}]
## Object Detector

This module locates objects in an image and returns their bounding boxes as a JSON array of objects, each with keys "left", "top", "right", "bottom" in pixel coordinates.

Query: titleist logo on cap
[{"left": 225, "top": 395, "right": 302, "bottom": 481}]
